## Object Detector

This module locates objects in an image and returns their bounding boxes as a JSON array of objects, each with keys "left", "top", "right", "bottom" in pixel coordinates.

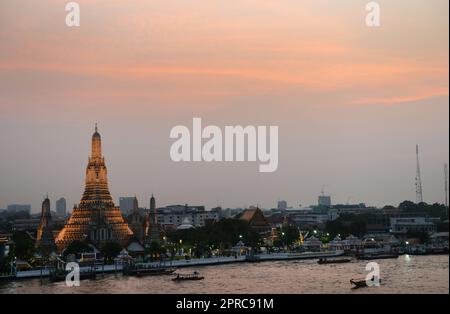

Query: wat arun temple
[{"left": 55, "top": 126, "right": 134, "bottom": 251}]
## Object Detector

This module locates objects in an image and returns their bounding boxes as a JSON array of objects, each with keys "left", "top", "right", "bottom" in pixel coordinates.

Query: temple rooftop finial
[{"left": 95, "top": 123, "right": 98, "bottom": 133}]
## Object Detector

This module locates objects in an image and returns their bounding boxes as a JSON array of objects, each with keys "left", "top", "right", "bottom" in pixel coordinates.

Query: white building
[
  {"left": 390, "top": 217, "right": 436, "bottom": 234},
  {"left": 289, "top": 208, "right": 338, "bottom": 226},
  {"left": 157, "top": 205, "right": 219, "bottom": 228}
]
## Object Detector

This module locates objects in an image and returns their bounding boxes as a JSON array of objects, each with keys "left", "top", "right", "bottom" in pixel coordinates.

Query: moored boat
[
  {"left": 245, "top": 255, "right": 261, "bottom": 263},
  {"left": 318, "top": 258, "right": 352, "bottom": 264},
  {"left": 357, "top": 253, "right": 399, "bottom": 260},
  {"left": 135, "top": 268, "right": 176, "bottom": 277},
  {"left": 0, "top": 273, "right": 16, "bottom": 281},
  {"left": 123, "top": 261, "right": 176, "bottom": 277},
  {"left": 48, "top": 269, "right": 97, "bottom": 282},
  {"left": 350, "top": 276, "right": 381, "bottom": 289},
  {"left": 172, "top": 271, "right": 204, "bottom": 281}
]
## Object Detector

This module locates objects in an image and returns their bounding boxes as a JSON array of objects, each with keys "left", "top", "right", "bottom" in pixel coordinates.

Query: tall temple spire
[
  {"left": 145, "top": 193, "right": 161, "bottom": 244},
  {"left": 55, "top": 127, "right": 133, "bottom": 251},
  {"left": 37, "top": 196, "right": 56, "bottom": 253},
  {"left": 91, "top": 123, "right": 102, "bottom": 158},
  {"left": 150, "top": 194, "right": 157, "bottom": 224}
]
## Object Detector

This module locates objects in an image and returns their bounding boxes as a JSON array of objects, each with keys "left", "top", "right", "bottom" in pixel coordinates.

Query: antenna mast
[
  {"left": 445, "top": 163, "right": 448, "bottom": 208},
  {"left": 415, "top": 145, "right": 423, "bottom": 203}
]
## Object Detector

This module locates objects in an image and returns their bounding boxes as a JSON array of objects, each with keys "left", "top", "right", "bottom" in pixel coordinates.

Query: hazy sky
[{"left": 0, "top": 0, "right": 448, "bottom": 213}]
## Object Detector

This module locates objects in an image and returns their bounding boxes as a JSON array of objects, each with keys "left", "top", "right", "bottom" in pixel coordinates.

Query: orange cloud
[{"left": 350, "top": 87, "right": 449, "bottom": 105}]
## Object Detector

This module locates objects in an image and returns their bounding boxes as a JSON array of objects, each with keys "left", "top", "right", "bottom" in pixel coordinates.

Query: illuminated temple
[{"left": 55, "top": 125, "right": 133, "bottom": 251}]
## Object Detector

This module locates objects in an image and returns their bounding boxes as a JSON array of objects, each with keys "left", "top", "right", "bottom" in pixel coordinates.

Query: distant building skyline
[
  {"left": 119, "top": 197, "right": 139, "bottom": 215},
  {"left": 6, "top": 204, "right": 31, "bottom": 214}
]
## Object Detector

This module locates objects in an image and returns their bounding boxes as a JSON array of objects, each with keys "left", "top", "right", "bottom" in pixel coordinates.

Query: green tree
[
  {"left": 273, "top": 239, "right": 283, "bottom": 248},
  {"left": 280, "top": 225, "right": 300, "bottom": 246},
  {"left": 166, "top": 219, "right": 261, "bottom": 252},
  {"left": 10, "top": 230, "right": 35, "bottom": 260},
  {"left": 62, "top": 240, "right": 93, "bottom": 259},
  {"left": 399, "top": 201, "right": 418, "bottom": 211},
  {"left": 145, "top": 241, "right": 166, "bottom": 261},
  {"left": 101, "top": 242, "right": 122, "bottom": 263},
  {"left": 325, "top": 220, "right": 350, "bottom": 238},
  {"left": 349, "top": 217, "right": 367, "bottom": 238},
  {"left": 406, "top": 231, "right": 430, "bottom": 244}
]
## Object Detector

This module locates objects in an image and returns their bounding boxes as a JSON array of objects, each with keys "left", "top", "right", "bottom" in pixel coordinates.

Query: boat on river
[
  {"left": 48, "top": 268, "right": 97, "bottom": 282},
  {"left": 0, "top": 273, "right": 16, "bottom": 281},
  {"left": 172, "top": 271, "right": 204, "bottom": 281},
  {"left": 350, "top": 276, "right": 381, "bottom": 289},
  {"left": 135, "top": 267, "right": 176, "bottom": 277},
  {"left": 123, "top": 261, "right": 176, "bottom": 277},
  {"left": 317, "top": 257, "right": 353, "bottom": 264},
  {"left": 357, "top": 253, "right": 399, "bottom": 260}
]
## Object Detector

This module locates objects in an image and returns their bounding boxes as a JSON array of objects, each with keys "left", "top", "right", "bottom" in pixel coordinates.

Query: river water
[{"left": 0, "top": 255, "right": 448, "bottom": 294}]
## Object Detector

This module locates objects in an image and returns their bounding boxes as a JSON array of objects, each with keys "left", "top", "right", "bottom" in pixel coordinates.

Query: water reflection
[{"left": 0, "top": 255, "right": 447, "bottom": 294}]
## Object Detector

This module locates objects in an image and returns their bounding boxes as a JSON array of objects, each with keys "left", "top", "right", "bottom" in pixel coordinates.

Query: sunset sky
[{"left": 0, "top": 0, "right": 448, "bottom": 212}]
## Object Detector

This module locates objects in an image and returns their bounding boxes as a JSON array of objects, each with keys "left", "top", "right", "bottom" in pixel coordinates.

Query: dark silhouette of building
[
  {"left": 127, "top": 197, "right": 147, "bottom": 244},
  {"left": 240, "top": 207, "right": 271, "bottom": 237},
  {"left": 36, "top": 196, "right": 56, "bottom": 253},
  {"left": 145, "top": 194, "right": 161, "bottom": 244}
]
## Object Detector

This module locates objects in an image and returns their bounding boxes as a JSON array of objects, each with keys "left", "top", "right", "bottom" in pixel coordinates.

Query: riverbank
[
  {"left": 1, "top": 255, "right": 447, "bottom": 294},
  {"left": 7, "top": 250, "right": 345, "bottom": 280}
]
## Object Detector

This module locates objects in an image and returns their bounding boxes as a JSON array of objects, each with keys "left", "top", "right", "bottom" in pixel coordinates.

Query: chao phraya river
[{"left": 0, "top": 255, "right": 448, "bottom": 294}]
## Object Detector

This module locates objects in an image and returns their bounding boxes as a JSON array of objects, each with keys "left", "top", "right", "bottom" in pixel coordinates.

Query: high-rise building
[
  {"left": 318, "top": 195, "right": 332, "bottom": 207},
  {"left": 277, "top": 200, "right": 287, "bottom": 210},
  {"left": 56, "top": 197, "right": 66, "bottom": 217},
  {"left": 7, "top": 204, "right": 31, "bottom": 214},
  {"left": 156, "top": 205, "right": 218, "bottom": 228},
  {"left": 119, "top": 197, "right": 138, "bottom": 214},
  {"left": 37, "top": 196, "right": 56, "bottom": 253},
  {"left": 55, "top": 125, "right": 133, "bottom": 251}
]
